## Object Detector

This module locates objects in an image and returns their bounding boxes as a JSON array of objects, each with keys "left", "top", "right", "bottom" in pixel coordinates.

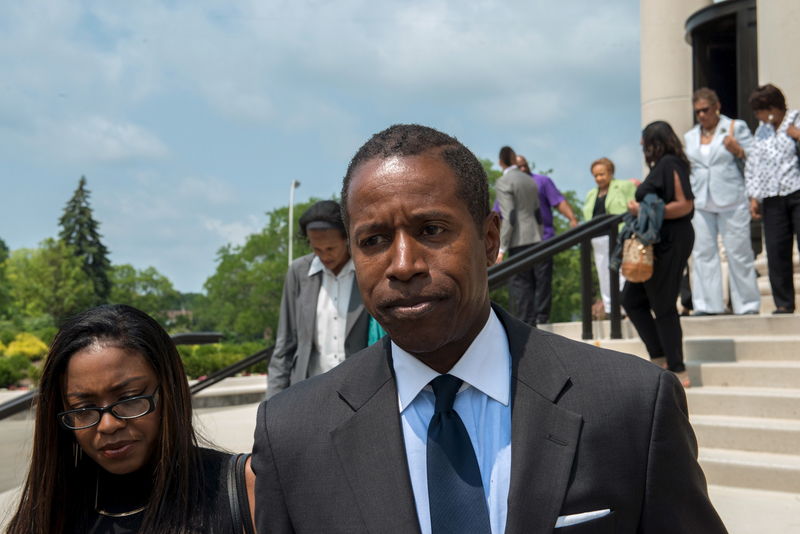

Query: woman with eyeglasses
[
  {"left": 683, "top": 87, "right": 760, "bottom": 316},
  {"left": 6, "top": 304, "right": 255, "bottom": 534}
]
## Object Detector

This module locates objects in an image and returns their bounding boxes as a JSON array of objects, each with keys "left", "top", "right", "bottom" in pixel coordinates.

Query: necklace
[
  {"left": 701, "top": 127, "right": 715, "bottom": 137},
  {"left": 94, "top": 475, "right": 147, "bottom": 518}
]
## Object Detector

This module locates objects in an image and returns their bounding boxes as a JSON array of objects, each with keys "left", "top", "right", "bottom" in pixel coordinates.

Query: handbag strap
[{"left": 227, "top": 453, "right": 255, "bottom": 534}]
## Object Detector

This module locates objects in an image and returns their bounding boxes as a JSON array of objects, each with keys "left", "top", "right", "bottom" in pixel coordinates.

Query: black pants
[
  {"left": 534, "top": 257, "right": 553, "bottom": 324},
  {"left": 622, "top": 220, "right": 694, "bottom": 373},
  {"left": 762, "top": 190, "right": 800, "bottom": 311},
  {"left": 508, "top": 245, "right": 538, "bottom": 327}
]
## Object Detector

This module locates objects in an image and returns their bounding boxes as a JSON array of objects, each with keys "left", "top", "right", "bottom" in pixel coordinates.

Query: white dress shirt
[
  {"left": 391, "top": 309, "right": 512, "bottom": 534},
  {"left": 308, "top": 256, "right": 355, "bottom": 376}
]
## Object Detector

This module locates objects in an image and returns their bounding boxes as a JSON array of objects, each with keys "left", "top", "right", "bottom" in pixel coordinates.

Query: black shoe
[
  {"left": 689, "top": 311, "right": 718, "bottom": 317},
  {"left": 772, "top": 307, "right": 794, "bottom": 315}
]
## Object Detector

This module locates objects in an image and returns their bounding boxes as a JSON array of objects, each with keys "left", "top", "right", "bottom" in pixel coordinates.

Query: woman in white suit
[{"left": 684, "top": 87, "right": 760, "bottom": 315}]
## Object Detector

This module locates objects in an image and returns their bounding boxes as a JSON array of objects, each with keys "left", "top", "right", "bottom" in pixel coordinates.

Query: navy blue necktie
[{"left": 427, "top": 374, "right": 491, "bottom": 534}]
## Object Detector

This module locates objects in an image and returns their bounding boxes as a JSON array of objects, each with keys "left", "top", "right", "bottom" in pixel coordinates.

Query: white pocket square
[{"left": 555, "top": 508, "right": 612, "bottom": 528}]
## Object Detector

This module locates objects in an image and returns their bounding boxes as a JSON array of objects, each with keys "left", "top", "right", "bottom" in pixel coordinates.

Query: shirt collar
[
  {"left": 391, "top": 308, "right": 511, "bottom": 412},
  {"left": 502, "top": 165, "right": 518, "bottom": 175},
  {"left": 308, "top": 256, "right": 354, "bottom": 278}
]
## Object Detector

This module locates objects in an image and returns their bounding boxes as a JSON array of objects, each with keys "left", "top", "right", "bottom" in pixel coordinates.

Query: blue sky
[{"left": 0, "top": 1, "right": 641, "bottom": 292}]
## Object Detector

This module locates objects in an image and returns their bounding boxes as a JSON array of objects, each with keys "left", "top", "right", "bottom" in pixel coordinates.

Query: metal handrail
[
  {"left": 487, "top": 213, "right": 624, "bottom": 340},
  {"left": 189, "top": 346, "right": 273, "bottom": 396},
  {"left": 0, "top": 331, "right": 236, "bottom": 420},
  {"left": 0, "top": 215, "right": 626, "bottom": 420}
]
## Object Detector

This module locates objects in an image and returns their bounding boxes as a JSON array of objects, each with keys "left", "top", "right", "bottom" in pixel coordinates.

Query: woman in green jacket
[{"left": 583, "top": 157, "right": 637, "bottom": 316}]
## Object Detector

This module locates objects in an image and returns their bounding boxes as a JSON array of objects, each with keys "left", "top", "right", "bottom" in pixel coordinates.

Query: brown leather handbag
[{"left": 621, "top": 235, "right": 654, "bottom": 282}]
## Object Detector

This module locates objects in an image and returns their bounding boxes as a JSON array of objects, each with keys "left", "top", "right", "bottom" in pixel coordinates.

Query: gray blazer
[
  {"left": 266, "top": 253, "right": 370, "bottom": 399},
  {"left": 253, "top": 305, "right": 725, "bottom": 533},
  {"left": 684, "top": 115, "right": 754, "bottom": 210},
  {"left": 496, "top": 167, "right": 542, "bottom": 251}
]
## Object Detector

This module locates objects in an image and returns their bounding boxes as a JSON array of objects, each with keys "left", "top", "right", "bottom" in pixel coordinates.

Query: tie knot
[{"left": 431, "top": 374, "right": 463, "bottom": 413}]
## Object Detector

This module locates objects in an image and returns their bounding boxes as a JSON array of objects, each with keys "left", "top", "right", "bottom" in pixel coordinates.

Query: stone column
[
  {"left": 757, "top": 0, "right": 800, "bottom": 104},
  {"left": 640, "top": 0, "right": 712, "bottom": 136}
]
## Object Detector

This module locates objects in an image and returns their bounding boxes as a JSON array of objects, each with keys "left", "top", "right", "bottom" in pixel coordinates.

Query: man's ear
[{"left": 483, "top": 211, "right": 501, "bottom": 266}]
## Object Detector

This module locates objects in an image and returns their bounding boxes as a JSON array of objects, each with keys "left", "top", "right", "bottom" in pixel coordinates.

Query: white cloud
[{"left": 203, "top": 216, "right": 261, "bottom": 246}]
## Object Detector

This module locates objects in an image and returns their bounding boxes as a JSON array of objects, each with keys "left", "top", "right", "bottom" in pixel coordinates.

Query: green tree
[
  {"left": 6, "top": 239, "right": 95, "bottom": 321},
  {"left": 0, "top": 237, "right": 12, "bottom": 318},
  {"left": 59, "top": 176, "right": 112, "bottom": 304},
  {"left": 197, "top": 199, "right": 318, "bottom": 340},
  {"left": 110, "top": 264, "right": 181, "bottom": 324}
]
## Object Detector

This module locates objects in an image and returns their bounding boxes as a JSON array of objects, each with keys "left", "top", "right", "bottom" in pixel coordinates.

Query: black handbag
[{"left": 227, "top": 453, "right": 255, "bottom": 534}]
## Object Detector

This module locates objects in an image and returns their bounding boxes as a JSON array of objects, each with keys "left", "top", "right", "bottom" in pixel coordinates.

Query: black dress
[
  {"left": 81, "top": 448, "right": 241, "bottom": 534},
  {"left": 621, "top": 154, "right": 695, "bottom": 372}
]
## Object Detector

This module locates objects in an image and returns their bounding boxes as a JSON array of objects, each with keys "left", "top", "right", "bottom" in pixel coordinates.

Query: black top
[
  {"left": 592, "top": 194, "right": 607, "bottom": 218},
  {"left": 635, "top": 154, "right": 694, "bottom": 225},
  {"left": 85, "top": 447, "right": 237, "bottom": 534}
]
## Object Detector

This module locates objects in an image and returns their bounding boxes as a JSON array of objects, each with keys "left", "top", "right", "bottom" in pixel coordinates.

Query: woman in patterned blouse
[{"left": 744, "top": 84, "right": 800, "bottom": 314}]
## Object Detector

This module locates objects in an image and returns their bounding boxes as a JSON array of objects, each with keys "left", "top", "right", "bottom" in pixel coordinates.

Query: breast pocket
[{"left": 554, "top": 511, "right": 615, "bottom": 533}]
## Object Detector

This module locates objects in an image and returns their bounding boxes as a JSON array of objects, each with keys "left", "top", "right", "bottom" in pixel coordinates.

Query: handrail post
[
  {"left": 608, "top": 224, "right": 622, "bottom": 339},
  {"left": 580, "top": 239, "right": 593, "bottom": 340}
]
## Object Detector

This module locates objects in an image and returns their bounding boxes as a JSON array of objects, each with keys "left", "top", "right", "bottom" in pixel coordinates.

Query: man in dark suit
[
  {"left": 252, "top": 125, "right": 726, "bottom": 533},
  {"left": 495, "top": 145, "right": 543, "bottom": 326},
  {"left": 266, "top": 200, "right": 370, "bottom": 398}
]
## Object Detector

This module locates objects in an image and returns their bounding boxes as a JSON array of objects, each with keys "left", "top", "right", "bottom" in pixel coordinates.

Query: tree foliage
[
  {"left": 110, "top": 264, "right": 182, "bottom": 324},
  {"left": 6, "top": 239, "right": 96, "bottom": 322},
  {"left": 0, "top": 237, "right": 12, "bottom": 319},
  {"left": 197, "top": 199, "right": 318, "bottom": 340},
  {"left": 59, "top": 176, "right": 112, "bottom": 304}
]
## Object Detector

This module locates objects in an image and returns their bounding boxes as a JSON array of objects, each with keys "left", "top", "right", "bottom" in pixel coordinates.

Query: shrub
[
  {"left": 178, "top": 342, "right": 268, "bottom": 379},
  {"left": 6, "top": 333, "right": 48, "bottom": 361},
  {"left": 0, "top": 355, "right": 31, "bottom": 387}
]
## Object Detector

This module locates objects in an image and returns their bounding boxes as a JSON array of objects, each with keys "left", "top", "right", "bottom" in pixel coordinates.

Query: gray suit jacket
[
  {"left": 253, "top": 305, "right": 725, "bottom": 533},
  {"left": 496, "top": 167, "right": 542, "bottom": 251},
  {"left": 684, "top": 115, "right": 754, "bottom": 210},
  {"left": 266, "top": 253, "right": 370, "bottom": 399}
]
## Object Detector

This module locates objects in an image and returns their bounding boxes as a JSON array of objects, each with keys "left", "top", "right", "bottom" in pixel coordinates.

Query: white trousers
[
  {"left": 591, "top": 235, "right": 625, "bottom": 313},
  {"left": 690, "top": 204, "right": 760, "bottom": 314}
]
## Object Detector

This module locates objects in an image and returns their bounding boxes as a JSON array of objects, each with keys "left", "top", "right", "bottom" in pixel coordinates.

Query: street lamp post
[{"left": 288, "top": 180, "right": 301, "bottom": 266}]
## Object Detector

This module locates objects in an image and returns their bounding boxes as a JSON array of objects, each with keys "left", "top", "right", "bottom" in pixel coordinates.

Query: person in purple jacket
[{"left": 493, "top": 155, "right": 578, "bottom": 323}]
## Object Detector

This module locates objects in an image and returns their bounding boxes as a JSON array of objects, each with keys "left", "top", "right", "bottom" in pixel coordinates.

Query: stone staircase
[{"left": 541, "top": 313, "right": 800, "bottom": 495}]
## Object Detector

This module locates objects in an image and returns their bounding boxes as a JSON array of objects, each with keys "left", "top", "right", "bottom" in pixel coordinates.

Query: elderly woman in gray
[{"left": 684, "top": 87, "right": 760, "bottom": 316}]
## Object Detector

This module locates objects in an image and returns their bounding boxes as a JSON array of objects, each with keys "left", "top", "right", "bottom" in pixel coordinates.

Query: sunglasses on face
[{"left": 694, "top": 106, "right": 712, "bottom": 116}]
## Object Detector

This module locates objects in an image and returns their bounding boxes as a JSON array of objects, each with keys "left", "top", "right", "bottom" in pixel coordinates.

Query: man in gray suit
[
  {"left": 266, "top": 200, "right": 370, "bottom": 399},
  {"left": 252, "top": 124, "right": 726, "bottom": 533},
  {"left": 495, "top": 145, "right": 542, "bottom": 326}
]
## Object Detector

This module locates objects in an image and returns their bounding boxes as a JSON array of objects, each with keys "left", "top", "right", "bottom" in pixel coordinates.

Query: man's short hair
[
  {"left": 341, "top": 124, "right": 490, "bottom": 229},
  {"left": 498, "top": 146, "right": 516, "bottom": 167},
  {"left": 299, "top": 200, "right": 346, "bottom": 238}
]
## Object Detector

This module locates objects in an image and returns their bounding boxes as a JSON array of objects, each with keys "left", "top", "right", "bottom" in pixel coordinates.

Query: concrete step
[
  {"left": 687, "top": 386, "right": 800, "bottom": 419},
  {"left": 691, "top": 415, "right": 800, "bottom": 455},
  {"left": 699, "top": 448, "right": 800, "bottom": 493},
  {"left": 545, "top": 313, "right": 800, "bottom": 340},
  {"left": 585, "top": 336, "right": 800, "bottom": 364},
  {"left": 688, "top": 361, "right": 800, "bottom": 388},
  {"left": 707, "top": 485, "right": 800, "bottom": 534}
]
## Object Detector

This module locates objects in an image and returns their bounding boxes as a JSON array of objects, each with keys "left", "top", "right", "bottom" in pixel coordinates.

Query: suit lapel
[
  {"left": 344, "top": 279, "right": 365, "bottom": 339},
  {"left": 494, "top": 307, "right": 583, "bottom": 534},
  {"left": 300, "top": 270, "right": 322, "bottom": 348},
  {"left": 331, "top": 340, "right": 421, "bottom": 533},
  {"left": 709, "top": 116, "right": 730, "bottom": 162}
]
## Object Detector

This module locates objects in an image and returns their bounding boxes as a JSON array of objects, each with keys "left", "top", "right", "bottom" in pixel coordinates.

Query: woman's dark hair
[
  {"left": 749, "top": 83, "right": 786, "bottom": 112},
  {"left": 7, "top": 304, "right": 201, "bottom": 534},
  {"left": 641, "top": 121, "right": 690, "bottom": 169}
]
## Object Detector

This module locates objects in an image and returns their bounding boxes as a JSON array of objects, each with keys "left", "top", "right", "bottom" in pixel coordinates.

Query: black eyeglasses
[
  {"left": 58, "top": 389, "right": 159, "bottom": 430},
  {"left": 694, "top": 106, "right": 711, "bottom": 116}
]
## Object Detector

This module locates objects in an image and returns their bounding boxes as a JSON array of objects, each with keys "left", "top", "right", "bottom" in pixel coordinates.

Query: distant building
[{"left": 640, "top": 0, "right": 799, "bottom": 134}]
